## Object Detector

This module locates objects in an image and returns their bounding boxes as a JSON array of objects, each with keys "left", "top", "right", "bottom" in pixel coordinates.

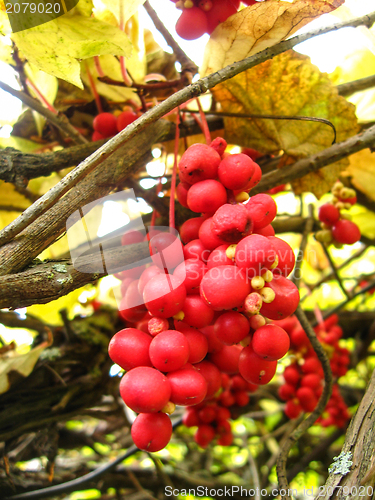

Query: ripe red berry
[
  {"left": 176, "top": 182, "right": 190, "bottom": 208},
  {"left": 131, "top": 412, "right": 172, "bottom": 452},
  {"left": 239, "top": 345, "right": 277, "bottom": 385},
  {"left": 283, "top": 364, "right": 301, "bottom": 386},
  {"left": 235, "top": 234, "right": 276, "bottom": 274},
  {"left": 252, "top": 324, "right": 290, "bottom": 361},
  {"left": 119, "top": 280, "right": 148, "bottom": 322},
  {"left": 179, "top": 216, "right": 206, "bottom": 244},
  {"left": 179, "top": 143, "right": 221, "bottom": 184},
  {"left": 200, "top": 325, "right": 224, "bottom": 353},
  {"left": 218, "top": 153, "right": 256, "bottom": 190},
  {"left": 167, "top": 367, "right": 207, "bottom": 406},
  {"left": 143, "top": 274, "right": 186, "bottom": 318},
  {"left": 267, "top": 236, "right": 295, "bottom": 277},
  {"left": 194, "top": 360, "right": 222, "bottom": 398},
  {"left": 208, "top": 345, "right": 242, "bottom": 374},
  {"left": 332, "top": 219, "right": 361, "bottom": 245},
  {"left": 184, "top": 238, "right": 210, "bottom": 262},
  {"left": 176, "top": 6, "right": 209, "bottom": 40},
  {"left": 173, "top": 258, "right": 207, "bottom": 295},
  {"left": 181, "top": 295, "right": 214, "bottom": 328},
  {"left": 245, "top": 194, "right": 277, "bottom": 230},
  {"left": 214, "top": 311, "right": 250, "bottom": 345},
  {"left": 285, "top": 399, "right": 302, "bottom": 419},
  {"left": 187, "top": 179, "right": 227, "bottom": 214},
  {"left": 93, "top": 112, "right": 118, "bottom": 137},
  {"left": 296, "top": 386, "right": 318, "bottom": 413},
  {"left": 150, "top": 231, "right": 184, "bottom": 270},
  {"left": 210, "top": 137, "right": 227, "bottom": 156},
  {"left": 260, "top": 275, "right": 300, "bottom": 320},
  {"left": 120, "top": 366, "right": 171, "bottom": 413},
  {"left": 199, "top": 217, "right": 227, "bottom": 250},
  {"left": 206, "top": 0, "right": 238, "bottom": 34},
  {"left": 200, "top": 265, "right": 251, "bottom": 310},
  {"left": 149, "top": 330, "right": 190, "bottom": 372},
  {"left": 108, "top": 328, "right": 153, "bottom": 371},
  {"left": 207, "top": 244, "right": 234, "bottom": 269},
  {"left": 117, "top": 110, "right": 138, "bottom": 132},
  {"left": 177, "top": 325, "right": 208, "bottom": 364},
  {"left": 211, "top": 204, "right": 253, "bottom": 243},
  {"left": 194, "top": 424, "right": 215, "bottom": 447},
  {"left": 318, "top": 203, "right": 340, "bottom": 225}
]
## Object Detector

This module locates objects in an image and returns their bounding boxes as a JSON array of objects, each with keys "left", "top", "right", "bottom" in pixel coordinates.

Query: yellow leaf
[
  {"left": 201, "top": 0, "right": 344, "bottom": 76},
  {"left": 99, "top": 0, "right": 146, "bottom": 26},
  {"left": 12, "top": 15, "right": 132, "bottom": 88},
  {"left": 212, "top": 50, "right": 358, "bottom": 198},
  {"left": 345, "top": 149, "right": 375, "bottom": 203},
  {"left": 0, "top": 335, "right": 52, "bottom": 394},
  {"left": 27, "top": 288, "right": 83, "bottom": 325}
]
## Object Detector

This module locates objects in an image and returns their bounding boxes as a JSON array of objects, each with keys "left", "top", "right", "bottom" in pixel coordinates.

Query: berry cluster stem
[{"left": 169, "top": 110, "right": 181, "bottom": 230}]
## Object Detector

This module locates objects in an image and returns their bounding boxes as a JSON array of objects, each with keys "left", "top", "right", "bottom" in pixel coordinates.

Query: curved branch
[
  {"left": 0, "top": 10, "right": 373, "bottom": 248},
  {"left": 276, "top": 306, "right": 333, "bottom": 500},
  {"left": 338, "top": 74, "right": 375, "bottom": 97}
]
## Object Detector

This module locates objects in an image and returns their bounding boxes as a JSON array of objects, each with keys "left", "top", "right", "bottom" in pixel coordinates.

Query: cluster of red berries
[
  {"left": 173, "top": 0, "right": 258, "bottom": 40},
  {"left": 92, "top": 109, "right": 138, "bottom": 141},
  {"left": 316, "top": 181, "right": 360, "bottom": 247},
  {"left": 108, "top": 136, "right": 301, "bottom": 452},
  {"left": 276, "top": 314, "right": 350, "bottom": 427},
  {"left": 183, "top": 373, "right": 258, "bottom": 447}
]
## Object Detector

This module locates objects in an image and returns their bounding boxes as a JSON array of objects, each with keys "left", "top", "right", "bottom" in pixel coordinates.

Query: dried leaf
[
  {"left": 201, "top": 0, "right": 344, "bottom": 76},
  {"left": 0, "top": 336, "right": 52, "bottom": 394},
  {"left": 212, "top": 50, "right": 358, "bottom": 198}
]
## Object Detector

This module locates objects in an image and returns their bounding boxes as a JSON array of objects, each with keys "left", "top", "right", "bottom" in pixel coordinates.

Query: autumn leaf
[
  {"left": 212, "top": 50, "right": 358, "bottom": 198},
  {"left": 344, "top": 149, "right": 375, "bottom": 203},
  {"left": 201, "top": 0, "right": 344, "bottom": 76}
]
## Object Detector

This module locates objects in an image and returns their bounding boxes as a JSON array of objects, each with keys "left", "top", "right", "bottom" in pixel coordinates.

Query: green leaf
[{"left": 12, "top": 15, "right": 132, "bottom": 88}]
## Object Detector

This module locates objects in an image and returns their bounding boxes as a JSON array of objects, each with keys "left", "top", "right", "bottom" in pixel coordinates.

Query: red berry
[
  {"left": 245, "top": 194, "right": 277, "bottom": 230},
  {"left": 167, "top": 367, "right": 207, "bottom": 406},
  {"left": 131, "top": 412, "right": 172, "bottom": 452},
  {"left": 181, "top": 295, "right": 215, "bottom": 328},
  {"left": 267, "top": 236, "right": 295, "bottom": 277},
  {"left": 92, "top": 130, "right": 105, "bottom": 141},
  {"left": 179, "top": 216, "right": 206, "bottom": 244},
  {"left": 173, "top": 258, "right": 207, "bottom": 295},
  {"left": 179, "top": 143, "right": 221, "bottom": 184},
  {"left": 149, "top": 231, "right": 184, "bottom": 270},
  {"left": 200, "top": 325, "right": 224, "bottom": 353},
  {"left": 187, "top": 179, "right": 227, "bottom": 214},
  {"left": 93, "top": 112, "right": 118, "bottom": 137},
  {"left": 108, "top": 328, "right": 152, "bottom": 371},
  {"left": 207, "top": 244, "right": 234, "bottom": 269},
  {"left": 283, "top": 364, "right": 300, "bottom": 386},
  {"left": 194, "top": 424, "right": 215, "bottom": 447},
  {"left": 285, "top": 399, "right": 302, "bottom": 419},
  {"left": 318, "top": 203, "right": 340, "bottom": 225},
  {"left": 206, "top": 0, "right": 238, "bottom": 34},
  {"left": 235, "top": 234, "right": 276, "bottom": 274},
  {"left": 239, "top": 345, "right": 277, "bottom": 385},
  {"left": 143, "top": 274, "right": 186, "bottom": 318},
  {"left": 332, "top": 219, "right": 361, "bottom": 245},
  {"left": 117, "top": 110, "right": 138, "bottom": 132},
  {"left": 252, "top": 324, "right": 290, "bottom": 361},
  {"left": 119, "top": 280, "right": 148, "bottom": 322},
  {"left": 214, "top": 311, "right": 250, "bottom": 345},
  {"left": 211, "top": 204, "right": 253, "bottom": 243},
  {"left": 210, "top": 137, "right": 227, "bottom": 156},
  {"left": 296, "top": 386, "right": 318, "bottom": 413},
  {"left": 199, "top": 217, "right": 227, "bottom": 250},
  {"left": 148, "top": 317, "right": 169, "bottom": 336},
  {"left": 179, "top": 325, "right": 208, "bottom": 364},
  {"left": 200, "top": 265, "right": 251, "bottom": 311},
  {"left": 209, "top": 345, "right": 242, "bottom": 374},
  {"left": 120, "top": 366, "right": 171, "bottom": 413},
  {"left": 218, "top": 154, "right": 257, "bottom": 191},
  {"left": 260, "top": 275, "right": 300, "bottom": 320},
  {"left": 149, "top": 330, "right": 190, "bottom": 372},
  {"left": 195, "top": 360, "right": 222, "bottom": 398},
  {"left": 184, "top": 238, "right": 210, "bottom": 262},
  {"left": 176, "top": 182, "right": 190, "bottom": 208},
  {"left": 176, "top": 6, "right": 209, "bottom": 40}
]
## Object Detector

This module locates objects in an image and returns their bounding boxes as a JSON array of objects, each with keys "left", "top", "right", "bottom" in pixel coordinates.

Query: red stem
[
  {"left": 94, "top": 56, "right": 105, "bottom": 77},
  {"left": 169, "top": 111, "right": 180, "bottom": 230},
  {"left": 26, "top": 78, "right": 57, "bottom": 114},
  {"left": 195, "top": 97, "right": 211, "bottom": 144},
  {"left": 85, "top": 62, "right": 103, "bottom": 114}
]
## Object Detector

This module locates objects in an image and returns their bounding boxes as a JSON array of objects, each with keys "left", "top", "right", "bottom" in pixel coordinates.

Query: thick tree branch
[
  {"left": 0, "top": 81, "right": 87, "bottom": 146},
  {"left": 253, "top": 124, "right": 375, "bottom": 194},
  {"left": 0, "top": 10, "right": 373, "bottom": 250},
  {"left": 0, "top": 116, "right": 224, "bottom": 185},
  {"left": 0, "top": 242, "right": 150, "bottom": 309}
]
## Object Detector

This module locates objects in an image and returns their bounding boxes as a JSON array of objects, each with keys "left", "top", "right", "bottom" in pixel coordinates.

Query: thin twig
[
  {"left": 337, "top": 74, "right": 375, "bottom": 97},
  {"left": 292, "top": 204, "right": 314, "bottom": 288},
  {"left": 0, "top": 80, "right": 87, "bottom": 145},
  {"left": 0, "top": 11, "right": 373, "bottom": 248},
  {"left": 253, "top": 123, "right": 375, "bottom": 194},
  {"left": 321, "top": 244, "right": 351, "bottom": 299},
  {"left": 276, "top": 306, "right": 333, "bottom": 500},
  {"left": 143, "top": 0, "right": 198, "bottom": 76}
]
